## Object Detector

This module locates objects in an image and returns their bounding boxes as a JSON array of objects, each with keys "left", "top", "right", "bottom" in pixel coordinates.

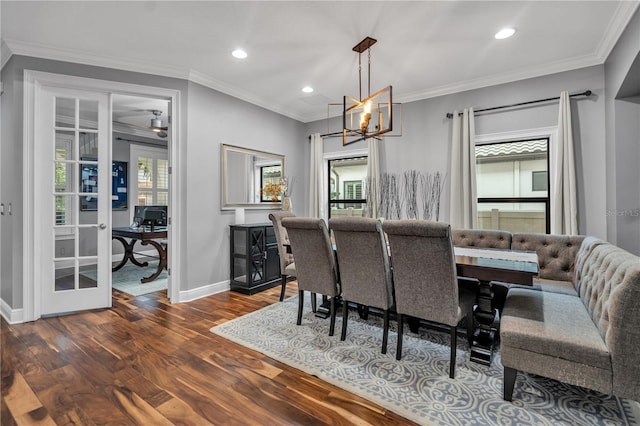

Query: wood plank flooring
[{"left": 1, "top": 284, "right": 417, "bottom": 425}]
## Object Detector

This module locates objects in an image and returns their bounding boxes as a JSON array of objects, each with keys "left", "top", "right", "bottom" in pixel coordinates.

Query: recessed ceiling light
[
  {"left": 232, "top": 49, "right": 248, "bottom": 59},
  {"left": 495, "top": 28, "right": 516, "bottom": 40},
  {"left": 302, "top": 86, "right": 314, "bottom": 93}
]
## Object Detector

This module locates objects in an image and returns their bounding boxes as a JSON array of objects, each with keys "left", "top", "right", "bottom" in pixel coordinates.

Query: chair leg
[
  {"left": 279, "top": 274, "right": 287, "bottom": 301},
  {"left": 396, "top": 313, "right": 404, "bottom": 360},
  {"left": 311, "top": 293, "right": 317, "bottom": 313},
  {"left": 329, "top": 297, "right": 337, "bottom": 336},
  {"left": 382, "top": 309, "right": 389, "bottom": 354},
  {"left": 504, "top": 367, "right": 517, "bottom": 401},
  {"left": 296, "top": 290, "right": 304, "bottom": 325},
  {"left": 450, "top": 326, "right": 457, "bottom": 379},
  {"left": 340, "top": 299, "right": 349, "bottom": 341}
]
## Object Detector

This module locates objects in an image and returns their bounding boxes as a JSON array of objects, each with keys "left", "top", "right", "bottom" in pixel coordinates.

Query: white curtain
[
  {"left": 308, "top": 133, "right": 324, "bottom": 218},
  {"left": 449, "top": 108, "right": 477, "bottom": 229},
  {"left": 366, "top": 138, "right": 381, "bottom": 218},
  {"left": 551, "top": 91, "right": 578, "bottom": 234}
]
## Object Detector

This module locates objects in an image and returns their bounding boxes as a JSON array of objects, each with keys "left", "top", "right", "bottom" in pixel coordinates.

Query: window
[
  {"left": 328, "top": 156, "right": 367, "bottom": 218},
  {"left": 130, "top": 145, "right": 168, "bottom": 217},
  {"left": 475, "top": 138, "right": 550, "bottom": 233}
]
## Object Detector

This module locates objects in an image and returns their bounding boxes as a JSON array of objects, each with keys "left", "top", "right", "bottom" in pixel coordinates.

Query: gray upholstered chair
[
  {"left": 330, "top": 217, "right": 394, "bottom": 354},
  {"left": 268, "top": 211, "right": 297, "bottom": 302},
  {"left": 281, "top": 217, "right": 340, "bottom": 336},
  {"left": 383, "top": 220, "right": 477, "bottom": 378}
]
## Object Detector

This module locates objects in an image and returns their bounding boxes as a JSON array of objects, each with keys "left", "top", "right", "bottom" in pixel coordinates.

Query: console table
[{"left": 230, "top": 223, "right": 281, "bottom": 294}]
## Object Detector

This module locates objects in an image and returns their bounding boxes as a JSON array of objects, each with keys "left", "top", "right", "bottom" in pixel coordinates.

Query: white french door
[{"left": 36, "top": 87, "right": 112, "bottom": 315}]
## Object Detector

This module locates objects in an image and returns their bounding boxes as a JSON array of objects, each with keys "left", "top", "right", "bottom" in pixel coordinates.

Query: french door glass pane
[
  {"left": 55, "top": 97, "right": 75, "bottom": 128},
  {"left": 79, "top": 100, "right": 99, "bottom": 130},
  {"left": 79, "top": 259, "right": 98, "bottom": 289},
  {"left": 79, "top": 227, "right": 98, "bottom": 257},
  {"left": 54, "top": 260, "right": 75, "bottom": 291}
]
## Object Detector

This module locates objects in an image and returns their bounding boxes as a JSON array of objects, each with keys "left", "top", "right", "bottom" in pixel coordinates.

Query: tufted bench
[
  {"left": 452, "top": 229, "right": 512, "bottom": 249},
  {"left": 511, "top": 233, "right": 585, "bottom": 295},
  {"left": 500, "top": 237, "right": 640, "bottom": 402}
]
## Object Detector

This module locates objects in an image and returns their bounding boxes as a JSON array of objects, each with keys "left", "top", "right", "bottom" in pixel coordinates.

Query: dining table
[{"left": 453, "top": 247, "right": 539, "bottom": 365}]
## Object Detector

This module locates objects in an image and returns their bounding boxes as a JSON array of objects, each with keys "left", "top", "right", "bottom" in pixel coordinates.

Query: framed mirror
[{"left": 221, "top": 144, "right": 285, "bottom": 210}]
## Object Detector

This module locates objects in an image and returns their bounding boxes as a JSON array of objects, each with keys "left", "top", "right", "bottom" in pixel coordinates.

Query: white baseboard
[
  {"left": 178, "top": 280, "right": 230, "bottom": 303},
  {"left": 1, "top": 297, "right": 24, "bottom": 324}
]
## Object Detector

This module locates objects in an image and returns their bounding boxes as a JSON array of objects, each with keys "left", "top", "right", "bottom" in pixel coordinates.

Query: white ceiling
[{"left": 2, "top": 1, "right": 638, "bottom": 123}]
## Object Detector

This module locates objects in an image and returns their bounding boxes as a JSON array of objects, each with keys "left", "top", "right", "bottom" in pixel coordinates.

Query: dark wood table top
[
  {"left": 112, "top": 226, "right": 167, "bottom": 240},
  {"left": 454, "top": 247, "right": 539, "bottom": 286}
]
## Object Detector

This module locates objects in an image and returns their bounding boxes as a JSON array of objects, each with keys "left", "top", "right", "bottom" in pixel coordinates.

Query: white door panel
[{"left": 37, "top": 87, "right": 111, "bottom": 315}]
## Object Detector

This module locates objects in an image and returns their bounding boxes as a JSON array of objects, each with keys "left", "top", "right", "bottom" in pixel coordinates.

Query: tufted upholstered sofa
[
  {"left": 500, "top": 236, "right": 640, "bottom": 402},
  {"left": 452, "top": 229, "right": 585, "bottom": 295}
]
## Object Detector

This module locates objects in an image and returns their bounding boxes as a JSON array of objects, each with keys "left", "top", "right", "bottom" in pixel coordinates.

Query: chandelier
[{"left": 342, "top": 36, "right": 393, "bottom": 146}]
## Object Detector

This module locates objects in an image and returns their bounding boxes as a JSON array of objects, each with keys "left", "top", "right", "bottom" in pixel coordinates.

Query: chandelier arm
[
  {"left": 358, "top": 52, "right": 362, "bottom": 101},
  {"left": 368, "top": 48, "right": 371, "bottom": 98}
]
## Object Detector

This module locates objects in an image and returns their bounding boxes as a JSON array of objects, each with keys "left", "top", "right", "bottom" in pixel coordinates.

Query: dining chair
[
  {"left": 281, "top": 217, "right": 340, "bottom": 336},
  {"left": 268, "top": 211, "right": 297, "bottom": 302},
  {"left": 330, "top": 217, "right": 394, "bottom": 354},
  {"left": 382, "top": 220, "right": 477, "bottom": 379}
]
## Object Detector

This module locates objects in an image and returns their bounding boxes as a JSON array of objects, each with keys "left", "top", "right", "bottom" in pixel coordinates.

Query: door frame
[{"left": 23, "top": 70, "right": 181, "bottom": 321}]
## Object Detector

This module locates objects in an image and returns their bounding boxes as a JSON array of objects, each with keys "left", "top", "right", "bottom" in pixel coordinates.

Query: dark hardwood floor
[{"left": 1, "top": 283, "right": 417, "bottom": 425}]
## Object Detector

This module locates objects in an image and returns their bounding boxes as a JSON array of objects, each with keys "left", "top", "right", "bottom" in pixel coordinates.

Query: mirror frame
[{"left": 221, "top": 143, "right": 286, "bottom": 210}]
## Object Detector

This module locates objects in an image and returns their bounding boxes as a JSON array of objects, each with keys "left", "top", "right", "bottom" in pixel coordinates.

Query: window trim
[{"left": 475, "top": 127, "right": 556, "bottom": 234}]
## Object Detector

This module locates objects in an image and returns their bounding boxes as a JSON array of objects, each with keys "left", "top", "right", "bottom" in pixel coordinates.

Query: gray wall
[
  {"left": 605, "top": 7, "right": 640, "bottom": 254},
  {"left": 184, "top": 81, "right": 306, "bottom": 291},
  {"left": 306, "top": 65, "right": 608, "bottom": 240}
]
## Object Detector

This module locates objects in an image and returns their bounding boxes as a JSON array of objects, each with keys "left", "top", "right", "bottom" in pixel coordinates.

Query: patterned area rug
[
  {"left": 82, "top": 261, "right": 167, "bottom": 296},
  {"left": 211, "top": 297, "right": 638, "bottom": 426}
]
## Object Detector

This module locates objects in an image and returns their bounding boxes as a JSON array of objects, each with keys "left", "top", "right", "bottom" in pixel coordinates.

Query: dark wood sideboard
[{"left": 229, "top": 223, "right": 281, "bottom": 294}]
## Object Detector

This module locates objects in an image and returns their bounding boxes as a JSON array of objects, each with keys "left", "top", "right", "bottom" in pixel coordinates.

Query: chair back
[
  {"left": 282, "top": 217, "right": 339, "bottom": 297},
  {"left": 330, "top": 217, "right": 393, "bottom": 310},
  {"left": 383, "top": 220, "right": 460, "bottom": 326},
  {"left": 268, "top": 211, "right": 296, "bottom": 274}
]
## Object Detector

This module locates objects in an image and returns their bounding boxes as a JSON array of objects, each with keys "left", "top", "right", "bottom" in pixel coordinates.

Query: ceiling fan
[
  {"left": 148, "top": 110, "right": 168, "bottom": 133},
  {"left": 112, "top": 109, "right": 169, "bottom": 139}
]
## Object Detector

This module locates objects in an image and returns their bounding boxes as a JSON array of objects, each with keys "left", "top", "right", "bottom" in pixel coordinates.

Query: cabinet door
[
  {"left": 249, "top": 227, "right": 266, "bottom": 284},
  {"left": 264, "top": 226, "right": 280, "bottom": 281}
]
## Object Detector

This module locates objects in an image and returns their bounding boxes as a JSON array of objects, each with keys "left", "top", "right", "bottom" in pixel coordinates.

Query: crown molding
[
  {"left": 1, "top": 39, "right": 13, "bottom": 69},
  {"left": 397, "top": 52, "right": 603, "bottom": 107},
  {"left": 3, "top": 38, "right": 189, "bottom": 80},
  {"left": 187, "top": 69, "right": 306, "bottom": 123},
  {"left": 595, "top": 1, "right": 640, "bottom": 62}
]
